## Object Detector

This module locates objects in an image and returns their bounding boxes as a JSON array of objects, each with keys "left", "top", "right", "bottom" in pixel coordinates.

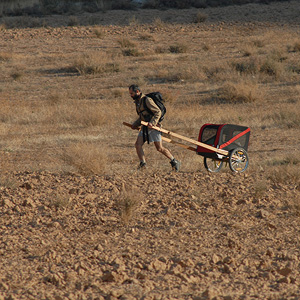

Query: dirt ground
[{"left": 1, "top": 1, "right": 300, "bottom": 300}]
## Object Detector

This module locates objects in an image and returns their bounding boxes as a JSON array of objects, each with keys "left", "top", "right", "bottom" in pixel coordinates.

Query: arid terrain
[{"left": 1, "top": 1, "right": 300, "bottom": 299}]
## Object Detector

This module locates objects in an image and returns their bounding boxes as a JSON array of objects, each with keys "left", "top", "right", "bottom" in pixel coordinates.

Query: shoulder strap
[{"left": 141, "top": 96, "right": 154, "bottom": 116}]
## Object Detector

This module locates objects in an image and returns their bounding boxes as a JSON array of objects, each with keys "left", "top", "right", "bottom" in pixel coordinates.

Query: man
[{"left": 129, "top": 84, "right": 181, "bottom": 171}]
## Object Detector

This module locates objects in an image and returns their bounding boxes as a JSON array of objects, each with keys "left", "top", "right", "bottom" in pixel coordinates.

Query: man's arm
[{"left": 145, "top": 97, "right": 161, "bottom": 127}]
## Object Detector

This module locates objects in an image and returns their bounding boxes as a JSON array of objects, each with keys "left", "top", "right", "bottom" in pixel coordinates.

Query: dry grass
[
  {"left": 213, "top": 82, "right": 262, "bottom": 103},
  {"left": 1, "top": 7, "right": 300, "bottom": 176},
  {"left": 72, "top": 52, "right": 121, "bottom": 75},
  {"left": 194, "top": 12, "right": 207, "bottom": 23},
  {"left": 62, "top": 142, "right": 108, "bottom": 175},
  {"left": 117, "top": 186, "right": 142, "bottom": 226},
  {"left": 267, "top": 165, "right": 300, "bottom": 186},
  {"left": 0, "top": 52, "right": 12, "bottom": 62},
  {"left": 169, "top": 44, "right": 188, "bottom": 54},
  {"left": 93, "top": 27, "right": 105, "bottom": 38},
  {"left": 117, "top": 38, "right": 136, "bottom": 48}
]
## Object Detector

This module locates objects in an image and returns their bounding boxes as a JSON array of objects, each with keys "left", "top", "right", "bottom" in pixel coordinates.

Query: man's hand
[{"left": 148, "top": 122, "right": 153, "bottom": 129}]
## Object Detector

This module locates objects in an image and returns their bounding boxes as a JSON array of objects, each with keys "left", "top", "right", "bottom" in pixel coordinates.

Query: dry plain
[{"left": 1, "top": 1, "right": 300, "bottom": 299}]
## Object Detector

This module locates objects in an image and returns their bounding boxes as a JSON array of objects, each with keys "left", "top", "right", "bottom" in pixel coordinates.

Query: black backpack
[{"left": 144, "top": 92, "right": 166, "bottom": 123}]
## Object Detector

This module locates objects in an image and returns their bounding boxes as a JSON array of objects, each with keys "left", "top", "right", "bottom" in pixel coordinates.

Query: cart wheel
[
  {"left": 229, "top": 148, "right": 249, "bottom": 173},
  {"left": 204, "top": 157, "right": 223, "bottom": 173}
]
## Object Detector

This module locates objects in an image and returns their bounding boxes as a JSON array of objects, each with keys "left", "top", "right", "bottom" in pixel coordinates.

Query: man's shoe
[
  {"left": 138, "top": 161, "right": 146, "bottom": 170},
  {"left": 170, "top": 159, "right": 181, "bottom": 172}
]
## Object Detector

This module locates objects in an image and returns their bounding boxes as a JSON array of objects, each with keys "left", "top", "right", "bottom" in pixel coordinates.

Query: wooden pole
[
  {"left": 140, "top": 121, "right": 229, "bottom": 156},
  {"left": 122, "top": 122, "right": 197, "bottom": 152}
]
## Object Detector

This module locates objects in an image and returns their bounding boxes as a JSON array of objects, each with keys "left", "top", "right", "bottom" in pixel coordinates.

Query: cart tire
[
  {"left": 204, "top": 157, "right": 223, "bottom": 173},
  {"left": 229, "top": 148, "right": 249, "bottom": 173}
]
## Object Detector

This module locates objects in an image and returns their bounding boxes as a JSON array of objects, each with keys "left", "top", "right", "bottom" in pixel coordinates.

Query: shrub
[
  {"left": 11, "top": 71, "right": 23, "bottom": 81},
  {"left": 253, "top": 39, "right": 264, "bottom": 48},
  {"left": 194, "top": 12, "right": 207, "bottom": 23},
  {"left": 153, "top": 17, "right": 166, "bottom": 29},
  {"left": 122, "top": 48, "right": 142, "bottom": 57},
  {"left": 67, "top": 16, "right": 79, "bottom": 27},
  {"left": 155, "top": 46, "right": 168, "bottom": 54},
  {"left": 169, "top": 44, "right": 188, "bottom": 54},
  {"left": 62, "top": 142, "right": 108, "bottom": 175},
  {"left": 0, "top": 52, "right": 12, "bottom": 62},
  {"left": 139, "top": 34, "right": 155, "bottom": 41},
  {"left": 293, "top": 42, "right": 300, "bottom": 52},
  {"left": 232, "top": 60, "right": 257, "bottom": 75},
  {"left": 117, "top": 38, "right": 136, "bottom": 48},
  {"left": 94, "top": 28, "right": 105, "bottom": 39},
  {"left": 214, "top": 83, "right": 261, "bottom": 103},
  {"left": 202, "top": 44, "right": 210, "bottom": 51},
  {"left": 73, "top": 53, "right": 121, "bottom": 75},
  {"left": 287, "top": 42, "right": 300, "bottom": 53},
  {"left": 259, "top": 59, "right": 281, "bottom": 78},
  {"left": 117, "top": 186, "right": 142, "bottom": 225}
]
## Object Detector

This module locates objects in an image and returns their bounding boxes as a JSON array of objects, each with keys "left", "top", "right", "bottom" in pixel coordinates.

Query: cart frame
[{"left": 123, "top": 121, "right": 250, "bottom": 173}]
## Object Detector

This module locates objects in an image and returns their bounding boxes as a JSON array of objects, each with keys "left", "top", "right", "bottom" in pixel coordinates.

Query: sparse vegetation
[
  {"left": 72, "top": 52, "right": 121, "bottom": 75},
  {"left": 169, "top": 43, "right": 188, "bottom": 54},
  {"left": 122, "top": 48, "right": 142, "bottom": 57},
  {"left": 214, "top": 82, "right": 261, "bottom": 103},
  {"left": 118, "top": 38, "right": 136, "bottom": 48},
  {"left": 232, "top": 59, "right": 257, "bottom": 75},
  {"left": 11, "top": 71, "right": 23, "bottom": 81},
  {"left": 287, "top": 41, "right": 300, "bottom": 53},
  {"left": 94, "top": 27, "right": 105, "bottom": 38},
  {"left": 67, "top": 16, "right": 79, "bottom": 27},
  {"left": 117, "top": 186, "right": 141, "bottom": 225},
  {"left": 194, "top": 12, "right": 207, "bottom": 23},
  {"left": 62, "top": 142, "right": 108, "bottom": 175}
]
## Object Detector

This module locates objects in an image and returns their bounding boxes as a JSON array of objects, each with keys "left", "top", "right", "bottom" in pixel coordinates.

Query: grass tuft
[
  {"left": 62, "top": 142, "right": 108, "bottom": 175},
  {"left": 122, "top": 48, "right": 142, "bottom": 57},
  {"left": 194, "top": 12, "right": 207, "bottom": 23},
  {"left": 117, "top": 185, "right": 141, "bottom": 226},
  {"left": 117, "top": 38, "right": 136, "bottom": 48},
  {"left": 169, "top": 43, "right": 188, "bottom": 54},
  {"left": 73, "top": 52, "right": 121, "bottom": 75},
  {"left": 94, "top": 27, "right": 105, "bottom": 39},
  {"left": 214, "top": 82, "right": 261, "bottom": 103}
]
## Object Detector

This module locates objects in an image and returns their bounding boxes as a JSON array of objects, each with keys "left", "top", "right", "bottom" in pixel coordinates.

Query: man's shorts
[{"left": 138, "top": 128, "right": 162, "bottom": 143}]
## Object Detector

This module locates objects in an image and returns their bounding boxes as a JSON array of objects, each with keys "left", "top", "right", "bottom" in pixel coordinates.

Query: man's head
[{"left": 129, "top": 84, "right": 141, "bottom": 100}]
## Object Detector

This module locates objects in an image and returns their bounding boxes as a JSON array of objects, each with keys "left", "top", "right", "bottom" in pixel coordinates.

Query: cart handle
[{"left": 140, "top": 121, "right": 229, "bottom": 156}]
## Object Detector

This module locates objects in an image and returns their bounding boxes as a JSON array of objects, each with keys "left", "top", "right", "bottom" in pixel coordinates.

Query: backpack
[{"left": 144, "top": 92, "right": 166, "bottom": 123}]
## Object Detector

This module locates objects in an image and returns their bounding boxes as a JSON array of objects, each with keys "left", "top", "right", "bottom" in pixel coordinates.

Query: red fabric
[{"left": 219, "top": 127, "right": 251, "bottom": 149}]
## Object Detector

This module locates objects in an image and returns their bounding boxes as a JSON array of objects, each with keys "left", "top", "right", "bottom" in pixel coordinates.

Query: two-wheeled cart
[{"left": 123, "top": 121, "right": 251, "bottom": 173}]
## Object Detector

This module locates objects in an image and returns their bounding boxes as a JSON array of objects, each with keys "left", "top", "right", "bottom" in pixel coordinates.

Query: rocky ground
[{"left": 1, "top": 168, "right": 300, "bottom": 300}]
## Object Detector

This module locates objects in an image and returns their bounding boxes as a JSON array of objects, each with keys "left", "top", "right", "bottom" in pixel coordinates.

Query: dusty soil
[{"left": 1, "top": 1, "right": 300, "bottom": 300}]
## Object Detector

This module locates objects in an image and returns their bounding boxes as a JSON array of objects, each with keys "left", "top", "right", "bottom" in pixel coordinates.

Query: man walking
[{"left": 129, "top": 84, "right": 181, "bottom": 171}]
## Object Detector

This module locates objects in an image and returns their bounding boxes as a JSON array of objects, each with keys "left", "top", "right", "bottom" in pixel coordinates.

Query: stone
[
  {"left": 257, "top": 209, "right": 269, "bottom": 218},
  {"left": 20, "top": 182, "right": 32, "bottom": 190},
  {"left": 277, "top": 267, "right": 292, "bottom": 277},
  {"left": 22, "top": 198, "right": 36, "bottom": 208},
  {"left": 212, "top": 254, "right": 220, "bottom": 264},
  {"left": 202, "top": 287, "right": 218, "bottom": 299},
  {"left": 151, "top": 259, "right": 167, "bottom": 271}
]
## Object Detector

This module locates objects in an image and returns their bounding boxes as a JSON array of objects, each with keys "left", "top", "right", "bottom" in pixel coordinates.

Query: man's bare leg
[
  {"left": 154, "top": 140, "right": 173, "bottom": 160},
  {"left": 135, "top": 135, "right": 146, "bottom": 162}
]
